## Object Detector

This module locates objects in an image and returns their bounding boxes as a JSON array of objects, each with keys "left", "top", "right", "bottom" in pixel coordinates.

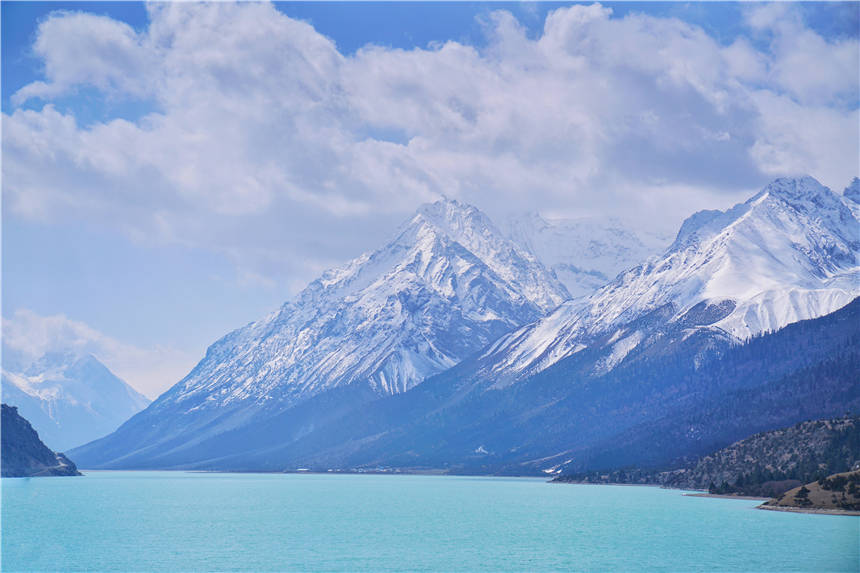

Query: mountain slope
[
  {"left": 1, "top": 353, "right": 150, "bottom": 451},
  {"left": 668, "top": 416, "right": 860, "bottom": 495},
  {"left": 75, "top": 296, "right": 859, "bottom": 474},
  {"left": 1, "top": 404, "right": 81, "bottom": 477},
  {"left": 555, "top": 415, "right": 860, "bottom": 500},
  {"left": 504, "top": 213, "right": 669, "bottom": 298},
  {"left": 71, "top": 199, "right": 569, "bottom": 467},
  {"left": 213, "top": 296, "right": 859, "bottom": 475},
  {"left": 478, "top": 176, "right": 859, "bottom": 384},
  {"left": 72, "top": 176, "right": 859, "bottom": 472},
  {"left": 762, "top": 471, "right": 860, "bottom": 513},
  {"left": 86, "top": 173, "right": 860, "bottom": 474}
]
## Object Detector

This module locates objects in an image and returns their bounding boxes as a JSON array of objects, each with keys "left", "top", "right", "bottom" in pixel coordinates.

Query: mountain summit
[
  {"left": 72, "top": 198, "right": 569, "bottom": 467},
  {"left": 167, "top": 197, "right": 567, "bottom": 408},
  {"left": 479, "top": 175, "right": 860, "bottom": 381}
]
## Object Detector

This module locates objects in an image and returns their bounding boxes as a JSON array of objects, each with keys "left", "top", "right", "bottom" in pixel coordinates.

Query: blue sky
[{"left": 3, "top": 1, "right": 858, "bottom": 396}]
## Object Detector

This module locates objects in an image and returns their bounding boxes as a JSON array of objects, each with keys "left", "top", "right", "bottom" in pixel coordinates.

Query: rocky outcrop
[{"left": 1, "top": 404, "right": 81, "bottom": 477}]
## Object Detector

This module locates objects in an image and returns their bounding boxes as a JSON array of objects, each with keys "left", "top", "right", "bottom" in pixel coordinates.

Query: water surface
[{"left": 2, "top": 471, "right": 857, "bottom": 572}]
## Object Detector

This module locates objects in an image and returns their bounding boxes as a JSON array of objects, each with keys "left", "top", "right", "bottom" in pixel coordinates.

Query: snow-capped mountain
[
  {"left": 1, "top": 352, "right": 150, "bottom": 451},
  {"left": 145, "top": 199, "right": 569, "bottom": 417},
  {"left": 480, "top": 176, "right": 860, "bottom": 382},
  {"left": 504, "top": 213, "right": 669, "bottom": 298},
  {"left": 844, "top": 177, "right": 860, "bottom": 218}
]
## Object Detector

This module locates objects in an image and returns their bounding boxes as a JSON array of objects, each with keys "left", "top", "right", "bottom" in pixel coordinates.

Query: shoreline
[
  {"left": 76, "top": 468, "right": 547, "bottom": 479},
  {"left": 757, "top": 504, "right": 860, "bottom": 517},
  {"left": 552, "top": 480, "right": 670, "bottom": 489},
  {"left": 684, "top": 492, "right": 770, "bottom": 501}
]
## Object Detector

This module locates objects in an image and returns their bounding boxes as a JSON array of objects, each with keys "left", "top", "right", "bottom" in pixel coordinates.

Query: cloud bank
[
  {"left": 4, "top": 2, "right": 858, "bottom": 290},
  {"left": 2, "top": 309, "right": 195, "bottom": 398}
]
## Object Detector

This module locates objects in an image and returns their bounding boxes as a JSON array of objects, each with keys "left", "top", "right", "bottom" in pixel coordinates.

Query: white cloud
[
  {"left": 2, "top": 309, "right": 196, "bottom": 398},
  {"left": 3, "top": 2, "right": 858, "bottom": 288},
  {"left": 12, "top": 12, "right": 154, "bottom": 105},
  {"left": 743, "top": 3, "right": 859, "bottom": 107}
]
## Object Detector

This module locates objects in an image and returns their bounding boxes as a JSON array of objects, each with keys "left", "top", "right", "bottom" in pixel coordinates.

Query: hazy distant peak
[{"left": 503, "top": 211, "right": 669, "bottom": 298}]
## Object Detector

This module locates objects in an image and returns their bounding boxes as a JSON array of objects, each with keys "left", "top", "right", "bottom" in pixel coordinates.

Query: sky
[{"left": 2, "top": 1, "right": 858, "bottom": 398}]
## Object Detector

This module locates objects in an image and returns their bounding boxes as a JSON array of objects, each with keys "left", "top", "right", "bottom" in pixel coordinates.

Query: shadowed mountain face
[
  {"left": 71, "top": 176, "right": 860, "bottom": 473},
  {"left": 1, "top": 404, "right": 81, "bottom": 477},
  {"left": 2, "top": 353, "right": 150, "bottom": 452}
]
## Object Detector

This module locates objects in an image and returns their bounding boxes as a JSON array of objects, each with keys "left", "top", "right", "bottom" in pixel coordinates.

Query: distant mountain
[
  {"left": 1, "top": 404, "right": 81, "bottom": 477},
  {"left": 71, "top": 198, "right": 569, "bottom": 468},
  {"left": 504, "top": 213, "right": 668, "bottom": 298},
  {"left": 477, "top": 176, "right": 859, "bottom": 385},
  {"left": 1, "top": 352, "right": 150, "bottom": 451}
]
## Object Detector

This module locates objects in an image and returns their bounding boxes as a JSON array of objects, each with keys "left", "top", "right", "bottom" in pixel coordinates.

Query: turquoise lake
[{"left": 2, "top": 471, "right": 858, "bottom": 572}]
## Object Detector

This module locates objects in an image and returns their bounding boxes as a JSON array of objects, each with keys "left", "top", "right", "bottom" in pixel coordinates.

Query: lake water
[{"left": 2, "top": 471, "right": 857, "bottom": 572}]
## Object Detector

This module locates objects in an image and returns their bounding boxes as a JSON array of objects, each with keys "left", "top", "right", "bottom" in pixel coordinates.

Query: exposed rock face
[{"left": 1, "top": 404, "right": 81, "bottom": 477}]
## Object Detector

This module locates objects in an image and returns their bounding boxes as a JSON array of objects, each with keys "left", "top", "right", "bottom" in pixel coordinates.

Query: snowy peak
[
  {"left": 480, "top": 175, "right": 860, "bottom": 382},
  {"left": 672, "top": 176, "right": 855, "bottom": 252},
  {"left": 758, "top": 175, "right": 830, "bottom": 201},
  {"left": 413, "top": 197, "right": 492, "bottom": 239},
  {"left": 157, "top": 198, "right": 570, "bottom": 415},
  {"left": 406, "top": 199, "right": 570, "bottom": 311},
  {"left": 298, "top": 198, "right": 567, "bottom": 314},
  {"left": 1, "top": 351, "right": 150, "bottom": 451}
]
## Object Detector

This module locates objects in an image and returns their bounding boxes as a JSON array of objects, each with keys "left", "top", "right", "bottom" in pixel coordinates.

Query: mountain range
[
  {"left": 70, "top": 199, "right": 569, "bottom": 466},
  {"left": 70, "top": 175, "right": 860, "bottom": 472},
  {"left": 477, "top": 176, "right": 858, "bottom": 385}
]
